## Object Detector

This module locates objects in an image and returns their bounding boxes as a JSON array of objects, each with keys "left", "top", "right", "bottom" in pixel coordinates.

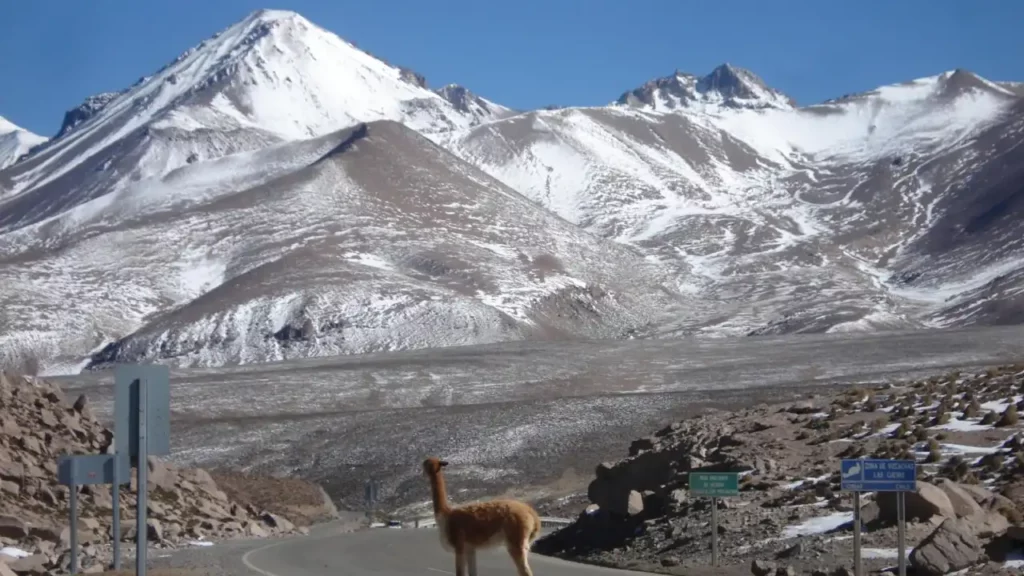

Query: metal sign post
[
  {"left": 114, "top": 364, "right": 170, "bottom": 576},
  {"left": 57, "top": 453, "right": 130, "bottom": 574},
  {"left": 365, "top": 479, "right": 380, "bottom": 520},
  {"left": 690, "top": 471, "right": 740, "bottom": 568},
  {"left": 841, "top": 458, "right": 916, "bottom": 576}
]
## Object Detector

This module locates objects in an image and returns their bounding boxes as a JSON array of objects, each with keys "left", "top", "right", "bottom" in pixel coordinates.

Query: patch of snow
[
  {"left": 0, "top": 547, "right": 30, "bottom": 558},
  {"left": 781, "top": 511, "right": 853, "bottom": 538}
]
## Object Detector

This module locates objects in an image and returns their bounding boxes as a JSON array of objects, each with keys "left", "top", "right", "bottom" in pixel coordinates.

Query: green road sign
[{"left": 690, "top": 472, "right": 740, "bottom": 497}]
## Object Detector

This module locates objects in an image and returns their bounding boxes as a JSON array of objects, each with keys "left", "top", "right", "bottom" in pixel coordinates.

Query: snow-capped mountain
[
  {"left": 1, "top": 7, "right": 1023, "bottom": 374},
  {"left": 447, "top": 67, "right": 1023, "bottom": 335},
  {"left": 0, "top": 116, "right": 47, "bottom": 171},
  {"left": 616, "top": 64, "right": 796, "bottom": 111},
  {"left": 0, "top": 8, "right": 509, "bottom": 234}
]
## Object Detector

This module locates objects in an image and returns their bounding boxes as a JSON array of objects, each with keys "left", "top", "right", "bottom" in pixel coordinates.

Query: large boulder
[
  {"left": 876, "top": 481, "right": 955, "bottom": 523},
  {"left": 909, "top": 518, "right": 985, "bottom": 576},
  {"left": 935, "top": 479, "right": 985, "bottom": 518}
]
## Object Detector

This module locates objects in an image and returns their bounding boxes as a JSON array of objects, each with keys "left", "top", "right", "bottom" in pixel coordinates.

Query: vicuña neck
[{"left": 429, "top": 472, "right": 451, "bottom": 515}]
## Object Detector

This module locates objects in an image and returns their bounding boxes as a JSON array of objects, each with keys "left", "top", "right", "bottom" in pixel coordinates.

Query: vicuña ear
[{"left": 439, "top": 460, "right": 449, "bottom": 467}]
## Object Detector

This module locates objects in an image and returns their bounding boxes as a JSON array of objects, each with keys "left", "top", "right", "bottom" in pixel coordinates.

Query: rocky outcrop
[
  {"left": 538, "top": 364, "right": 1024, "bottom": 575},
  {"left": 0, "top": 372, "right": 328, "bottom": 574}
]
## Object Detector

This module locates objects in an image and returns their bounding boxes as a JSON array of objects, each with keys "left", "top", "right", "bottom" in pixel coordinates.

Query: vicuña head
[{"left": 422, "top": 456, "right": 541, "bottom": 576}]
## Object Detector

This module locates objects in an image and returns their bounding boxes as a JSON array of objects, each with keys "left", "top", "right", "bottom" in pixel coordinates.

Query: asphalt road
[{"left": 240, "top": 527, "right": 645, "bottom": 576}]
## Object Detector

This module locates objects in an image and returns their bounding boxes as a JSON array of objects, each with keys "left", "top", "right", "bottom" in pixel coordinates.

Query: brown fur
[{"left": 423, "top": 457, "right": 542, "bottom": 576}]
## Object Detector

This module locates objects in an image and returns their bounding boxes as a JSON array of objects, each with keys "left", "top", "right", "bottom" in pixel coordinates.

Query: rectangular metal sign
[
  {"left": 690, "top": 472, "right": 740, "bottom": 497},
  {"left": 841, "top": 459, "right": 916, "bottom": 492},
  {"left": 57, "top": 454, "right": 129, "bottom": 487},
  {"left": 114, "top": 364, "right": 171, "bottom": 462}
]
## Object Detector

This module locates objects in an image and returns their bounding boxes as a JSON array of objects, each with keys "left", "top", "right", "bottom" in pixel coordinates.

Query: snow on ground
[
  {"left": 781, "top": 511, "right": 854, "bottom": 538},
  {"left": 0, "top": 547, "right": 30, "bottom": 558}
]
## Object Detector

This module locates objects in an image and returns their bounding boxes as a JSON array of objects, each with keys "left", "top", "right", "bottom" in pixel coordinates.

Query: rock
[
  {"left": 877, "top": 480, "right": 955, "bottom": 523},
  {"left": 909, "top": 517, "right": 985, "bottom": 576},
  {"left": 146, "top": 457, "right": 178, "bottom": 492},
  {"left": 1006, "top": 525, "right": 1024, "bottom": 543},
  {"left": 0, "top": 562, "right": 15, "bottom": 576},
  {"left": 147, "top": 518, "right": 163, "bottom": 542},
  {"left": 72, "top": 394, "right": 88, "bottom": 413},
  {"left": 247, "top": 521, "right": 268, "bottom": 537},
  {"left": 659, "top": 556, "right": 679, "bottom": 567},
  {"left": 959, "top": 483, "right": 1016, "bottom": 512},
  {"left": 775, "top": 542, "right": 802, "bottom": 559},
  {"left": 751, "top": 559, "right": 776, "bottom": 576},
  {"left": 962, "top": 510, "right": 1009, "bottom": 538},
  {"left": 626, "top": 490, "right": 644, "bottom": 516},
  {"left": 261, "top": 512, "right": 294, "bottom": 532},
  {"left": 6, "top": 554, "right": 48, "bottom": 575},
  {"left": 786, "top": 401, "right": 821, "bottom": 415},
  {"left": 0, "top": 517, "right": 28, "bottom": 540},
  {"left": 936, "top": 479, "right": 985, "bottom": 518},
  {"left": 774, "top": 568, "right": 796, "bottom": 576}
]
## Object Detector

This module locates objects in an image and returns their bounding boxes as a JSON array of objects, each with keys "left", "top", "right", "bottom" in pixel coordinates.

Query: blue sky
[{"left": 1, "top": 0, "right": 1021, "bottom": 136}]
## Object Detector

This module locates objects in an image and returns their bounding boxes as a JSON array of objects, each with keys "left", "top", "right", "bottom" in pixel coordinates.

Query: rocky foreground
[
  {"left": 0, "top": 372, "right": 339, "bottom": 575},
  {"left": 535, "top": 365, "right": 1024, "bottom": 576}
]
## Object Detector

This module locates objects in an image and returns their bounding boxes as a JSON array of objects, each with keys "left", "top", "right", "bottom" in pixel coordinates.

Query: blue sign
[
  {"left": 57, "top": 454, "right": 130, "bottom": 487},
  {"left": 840, "top": 459, "right": 916, "bottom": 492}
]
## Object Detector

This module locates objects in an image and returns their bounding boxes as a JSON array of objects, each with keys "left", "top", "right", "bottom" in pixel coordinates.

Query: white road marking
[
  {"left": 427, "top": 568, "right": 454, "bottom": 575},
  {"left": 241, "top": 537, "right": 293, "bottom": 576}
]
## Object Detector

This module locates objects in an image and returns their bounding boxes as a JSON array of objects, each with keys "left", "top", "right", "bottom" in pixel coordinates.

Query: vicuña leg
[
  {"left": 467, "top": 548, "right": 478, "bottom": 576},
  {"left": 507, "top": 542, "right": 533, "bottom": 576},
  {"left": 455, "top": 546, "right": 468, "bottom": 576}
]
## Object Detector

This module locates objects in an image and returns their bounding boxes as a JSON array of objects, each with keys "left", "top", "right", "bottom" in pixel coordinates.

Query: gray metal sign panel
[
  {"left": 114, "top": 364, "right": 171, "bottom": 461},
  {"left": 57, "top": 453, "right": 129, "bottom": 486}
]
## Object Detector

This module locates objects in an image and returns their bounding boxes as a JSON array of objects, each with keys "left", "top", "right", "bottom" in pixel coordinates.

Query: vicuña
[{"left": 422, "top": 456, "right": 542, "bottom": 576}]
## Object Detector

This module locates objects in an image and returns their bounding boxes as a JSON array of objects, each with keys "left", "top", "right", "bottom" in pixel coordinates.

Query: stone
[
  {"left": 0, "top": 516, "right": 28, "bottom": 540},
  {"left": 261, "top": 512, "right": 294, "bottom": 532},
  {"left": 774, "top": 568, "right": 796, "bottom": 576},
  {"left": 909, "top": 517, "right": 984, "bottom": 576},
  {"left": 876, "top": 480, "right": 955, "bottom": 523},
  {"left": 6, "top": 554, "right": 48, "bottom": 575},
  {"left": 751, "top": 559, "right": 776, "bottom": 576},
  {"left": 659, "top": 556, "right": 679, "bottom": 567},
  {"left": 0, "top": 562, "right": 15, "bottom": 576},
  {"left": 247, "top": 521, "right": 268, "bottom": 537},
  {"left": 935, "top": 479, "right": 985, "bottom": 518},
  {"left": 626, "top": 490, "right": 644, "bottom": 516}
]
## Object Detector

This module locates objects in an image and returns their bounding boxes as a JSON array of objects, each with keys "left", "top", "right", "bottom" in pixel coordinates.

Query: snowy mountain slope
[
  {"left": 446, "top": 67, "right": 1024, "bottom": 335},
  {"left": 0, "top": 121, "right": 694, "bottom": 374},
  {"left": 3, "top": 7, "right": 1024, "bottom": 374},
  {"left": 0, "top": 116, "right": 47, "bottom": 171},
  {"left": 0, "top": 8, "right": 508, "bottom": 233}
]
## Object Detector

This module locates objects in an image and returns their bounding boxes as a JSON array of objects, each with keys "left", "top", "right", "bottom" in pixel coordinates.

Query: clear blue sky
[{"left": 1, "top": 0, "right": 1021, "bottom": 137}]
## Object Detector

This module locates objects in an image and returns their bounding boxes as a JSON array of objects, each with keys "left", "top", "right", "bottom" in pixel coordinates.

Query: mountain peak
[
  {"left": 615, "top": 63, "right": 795, "bottom": 112},
  {"left": 0, "top": 115, "right": 47, "bottom": 170}
]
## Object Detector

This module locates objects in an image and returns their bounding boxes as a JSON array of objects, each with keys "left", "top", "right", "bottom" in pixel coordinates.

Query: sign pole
[
  {"left": 69, "top": 459, "right": 78, "bottom": 575},
  {"left": 841, "top": 458, "right": 916, "bottom": 576},
  {"left": 710, "top": 496, "right": 719, "bottom": 567},
  {"left": 853, "top": 491, "right": 861, "bottom": 576},
  {"left": 136, "top": 378, "right": 149, "bottom": 576},
  {"left": 112, "top": 451, "right": 120, "bottom": 571},
  {"left": 897, "top": 491, "right": 906, "bottom": 576}
]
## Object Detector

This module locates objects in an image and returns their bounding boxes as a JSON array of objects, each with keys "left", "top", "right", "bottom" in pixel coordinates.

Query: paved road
[{"left": 240, "top": 527, "right": 645, "bottom": 576}]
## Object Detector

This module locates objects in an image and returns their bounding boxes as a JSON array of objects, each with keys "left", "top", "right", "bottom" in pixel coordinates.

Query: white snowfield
[{"left": 1, "top": 8, "right": 1023, "bottom": 374}]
